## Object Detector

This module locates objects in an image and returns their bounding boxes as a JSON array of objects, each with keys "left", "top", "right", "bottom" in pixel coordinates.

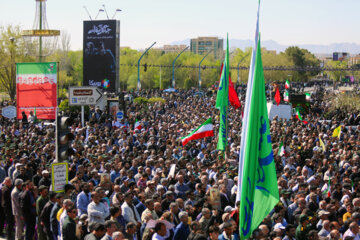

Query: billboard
[
  {"left": 16, "top": 62, "right": 57, "bottom": 120},
  {"left": 83, "top": 20, "right": 119, "bottom": 93}
]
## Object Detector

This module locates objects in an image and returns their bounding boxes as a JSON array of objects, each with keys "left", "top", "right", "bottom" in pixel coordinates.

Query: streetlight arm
[
  {"left": 137, "top": 42, "right": 156, "bottom": 90},
  {"left": 172, "top": 46, "right": 189, "bottom": 88},
  {"left": 237, "top": 52, "right": 250, "bottom": 85},
  {"left": 198, "top": 50, "right": 213, "bottom": 89}
]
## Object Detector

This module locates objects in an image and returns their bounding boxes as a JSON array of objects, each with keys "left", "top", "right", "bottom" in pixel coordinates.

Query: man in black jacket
[
  {"left": 40, "top": 191, "right": 57, "bottom": 240},
  {"left": 20, "top": 180, "right": 37, "bottom": 240},
  {"left": 62, "top": 206, "right": 78, "bottom": 240},
  {"left": 2, "top": 177, "right": 14, "bottom": 240}
]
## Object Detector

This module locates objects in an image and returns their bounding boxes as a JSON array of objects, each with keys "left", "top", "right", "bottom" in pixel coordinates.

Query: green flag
[
  {"left": 238, "top": 36, "right": 279, "bottom": 238},
  {"left": 215, "top": 34, "right": 229, "bottom": 151}
]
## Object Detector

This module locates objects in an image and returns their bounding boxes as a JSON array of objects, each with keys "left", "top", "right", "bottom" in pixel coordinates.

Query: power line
[{"left": 119, "top": 63, "right": 360, "bottom": 72}]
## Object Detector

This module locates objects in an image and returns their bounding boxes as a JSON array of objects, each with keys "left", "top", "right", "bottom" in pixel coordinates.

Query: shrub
[
  {"left": 148, "top": 97, "right": 166, "bottom": 104},
  {"left": 134, "top": 97, "right": 149, "bottom": 105}
]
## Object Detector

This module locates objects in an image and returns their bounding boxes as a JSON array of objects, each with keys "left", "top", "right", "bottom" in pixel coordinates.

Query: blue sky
[{"left": 1, "top": 0, "right": 359, "bottom": 50}]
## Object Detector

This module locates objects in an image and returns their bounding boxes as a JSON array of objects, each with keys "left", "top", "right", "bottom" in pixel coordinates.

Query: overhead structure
[{"left": 22, "top": 0, "right": 60, "bottom": 61}]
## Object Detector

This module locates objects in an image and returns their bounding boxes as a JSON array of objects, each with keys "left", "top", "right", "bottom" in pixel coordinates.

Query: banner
[
  {"left": 16, "top": 62, "right": 57, "bottom": 120},
  {"left": 51, "top": 162, "right": 68, "bottom": 192},
  {"left": 83, "top": 20, "right": 120, "bottom": 93}
]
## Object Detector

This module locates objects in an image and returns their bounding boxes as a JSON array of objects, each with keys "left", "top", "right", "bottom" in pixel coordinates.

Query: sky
[{"left": 1, "top": 0, "right": 360, "bottom": 50}]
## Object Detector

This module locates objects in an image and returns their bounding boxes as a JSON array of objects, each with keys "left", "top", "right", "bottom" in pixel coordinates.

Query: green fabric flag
[
  {"left": 215, "top": 35, "right": 229, "bottom": 151},
  {"left": 239, "top": 35, "right": 279, "bottom": 239}
]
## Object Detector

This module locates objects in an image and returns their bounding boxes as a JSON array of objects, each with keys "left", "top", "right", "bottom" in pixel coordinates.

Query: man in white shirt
[
  {"left": 343, "top": 221, "right": 360, "bottom": 240},
  {"left": 88, "top": 191, "right": 110, "bottom": 225}
]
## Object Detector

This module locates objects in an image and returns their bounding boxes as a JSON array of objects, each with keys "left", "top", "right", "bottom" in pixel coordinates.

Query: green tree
[
  {"left": 0, "top": 25, "right": 34, "bottom": 100},
  {"left": 325, "top": 60, "right": 348, "bottom": 83},
  {"left": 285, "top": 46, "right": 320, "bottom": 85}
]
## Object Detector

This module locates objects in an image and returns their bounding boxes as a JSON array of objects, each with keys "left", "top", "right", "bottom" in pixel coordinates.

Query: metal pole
[
  {"left": 137, "top": 42, "right": 156, "bottom": 90},
  {"left": 39, "top": 0, "right": 43, "bottom": 62},
  {"left": 102, "top": 4, "right": 110, "bottom": 20},
  {"left": 198, "top": 50, "right": 213, "bottom": 89},
  {"left": 172, "top": 46, "right": 189, "bottom": 88},
  {"left": 237, "top": 52, "right": 250, "bottom": 85}
]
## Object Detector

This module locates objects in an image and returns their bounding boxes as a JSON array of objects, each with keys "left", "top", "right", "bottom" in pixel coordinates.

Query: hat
[
  {"left": 280, "top": 189, "right": 291, "bottom": 195},
  {"left": 15, "top": 163, "right": 22, "bottom": 168},
  {"left": 274, "top": 223, "right": 285, "bottom": 230},
  {"left": 222, "top": 212, "right": 230, "bottom": 222},
  {"left": 224, "top": 206, "right": 233, "bottom": 213},
  {"left": 165, "top": 191, "right": 173, "bottom": 196},
  {"left": 42, "top": 170, "right": 49, "bottom": 175},
  {"left": 14, "top": 179, "right": 23, "bottom": 186},
  {"left": 80, "top": 214, "right": 88, "bottom": 220},
  {"left": 318, "top": 210, "right": 330, "bottom": 217}
]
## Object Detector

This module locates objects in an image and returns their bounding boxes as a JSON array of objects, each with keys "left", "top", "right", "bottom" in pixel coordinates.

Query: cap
[
  {"left": 165, "top": 191, "right": 173, "bottom": 196},
  {"left": 42, "top": 170, "right": 49, "bottom": 175},
  {"left": 224, "top": 206, "right": 233, "bottom": 213},
  {"left": 15, "top": 163, "right": 23, "bottom": 168},
  {"left": 274, "top": 223, "right": 285, "bottom": 230},
  {"left": 318, "top": 210, "right": 330, "bottom": 217}
]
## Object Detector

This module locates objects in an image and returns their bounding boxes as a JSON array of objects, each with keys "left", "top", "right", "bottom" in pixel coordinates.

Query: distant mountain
[{"left": 170, "top": 39, "right": 360, "bottom": 54}]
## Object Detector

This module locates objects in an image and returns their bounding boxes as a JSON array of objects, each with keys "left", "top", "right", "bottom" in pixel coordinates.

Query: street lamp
[
  {"left": 198, "top": 50, "right": 213, "bottom": 89},
  {"left": 112, "top": 9, "right": 122, "bottom": 19},
  {"left": 237, "top": 52, "right": 250, "bottom": 85},
  {"left": 9, "top": 37, "right": 16, "bottom": 101},
  {"left": 95, "top": 9, "right": 104, "bottom": 20},
  {"left": 137, "top": 42, "right": 156, "bottom": 90},
  {"left": 102, "top": 4, "right": 110, "bottom": 19},
  {"left": 172, "top": 46, "right": 189, "bottom": 88}
]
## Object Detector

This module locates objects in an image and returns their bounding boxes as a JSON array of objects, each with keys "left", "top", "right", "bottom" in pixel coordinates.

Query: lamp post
[
  {"left": 137, "top": 42, "right": 156, "bottom": 90},
  {"left": 198, "top": 50, "right": 213, "bottom": 89},
  {"left": 237, "top": 52, "right": 250, "bottom": 85},
  {"left": 9, "top": 37, "right": 16, "bottom": 100},
  {"left": 95, "top": 9, "right": 104, "bottom": 19},
  {"left": 172, "top": 46, "right": 189, "bottom": 88},
  {"left": 112, "top": 9, "right": 122, "bottom": 19}
]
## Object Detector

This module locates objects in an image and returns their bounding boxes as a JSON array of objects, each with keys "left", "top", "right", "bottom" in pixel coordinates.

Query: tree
[
  {"left": 285, "top": 46, "right": 320, "bottom": 86},
  {"left": 0, "top": 25, "right": 34, "bottom": 100},
  {"left": 325, "top": 60, "right": 348, "bottom": 83}
]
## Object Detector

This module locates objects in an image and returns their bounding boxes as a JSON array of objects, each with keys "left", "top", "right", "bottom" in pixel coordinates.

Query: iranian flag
[
  {"left": 284, "top": 91, "right": 289, "bottom": 102},
  {"left": 324, "top": 178, "right": 331, "bottom": 198},
  {"left": 295, "top": 108, "right": 308, "bottom": 124},
  {"left": 134, "top": 119, "right": 142, "bottom": 132},
  {"left": 285, "top": 79, "right": 290, "bottom": 89},
  {"left": 278, "top": 141, "right": 285, "bottom": 156},
  {"left": 181, "top": 118, "right": 214, "bottom": 146},
  {"left": 305, "top": 93, "right": 311, "bottom": 102}
]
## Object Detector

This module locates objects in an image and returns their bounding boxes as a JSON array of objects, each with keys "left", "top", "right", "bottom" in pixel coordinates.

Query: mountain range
[{"left": 170, "top": 39, "right": 360, "bottom": 55}]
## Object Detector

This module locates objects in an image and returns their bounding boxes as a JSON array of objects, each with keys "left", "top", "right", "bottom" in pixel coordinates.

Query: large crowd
[{"left": 0, "top": 85, "right": 359, "bottom": 240}]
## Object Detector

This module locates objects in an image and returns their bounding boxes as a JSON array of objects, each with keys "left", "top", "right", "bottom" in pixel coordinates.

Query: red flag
[
  {"left": 274, "top": 87, "right": 281, "bottom": 106},
  {"left": 220, "top": 63, "right": 241, "bottom": 109}
]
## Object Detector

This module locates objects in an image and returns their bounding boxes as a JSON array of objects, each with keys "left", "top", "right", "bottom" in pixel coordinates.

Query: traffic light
[
  {"left": 118, "top": 92, "right": 126, "bottom": 118},
  {"left": 56, "top": 116, "right": 75, "bottom": 162},
  {"left": 144, "top": 63, "right": 147, "bottom": 72}
]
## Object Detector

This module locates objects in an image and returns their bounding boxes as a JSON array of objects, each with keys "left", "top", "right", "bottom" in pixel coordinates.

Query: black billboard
[{"left": 83, "top": 20, "right": 119, "bottom": 93}]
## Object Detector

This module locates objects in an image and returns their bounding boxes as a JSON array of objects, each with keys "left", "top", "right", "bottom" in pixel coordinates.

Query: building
[
  {"left": 190, "top": 37, "right": 223, "bottom": 59},
  {"left": 349, "top": 54, "right": 360, "bottom": 66},
  {"left": 333, "top": 52, "right": 350, "bottom": 61},
  {"left": 155, "top": 45, "right": 188, "bottom": 54}
]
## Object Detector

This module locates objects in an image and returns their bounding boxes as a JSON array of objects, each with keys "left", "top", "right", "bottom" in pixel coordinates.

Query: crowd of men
[{"left": 0, "top": 85, "right": 359, "bottom": 240}]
